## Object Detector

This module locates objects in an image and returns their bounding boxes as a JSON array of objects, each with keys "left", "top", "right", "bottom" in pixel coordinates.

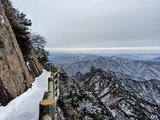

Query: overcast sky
[{"left": 12, "top": 0, "right": 160, "bottom": 54}]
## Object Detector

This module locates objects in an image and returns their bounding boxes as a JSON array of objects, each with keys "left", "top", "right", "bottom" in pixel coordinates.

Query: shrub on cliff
[{"left": 30, "top": 33, "right": 49, "bottom": 66}]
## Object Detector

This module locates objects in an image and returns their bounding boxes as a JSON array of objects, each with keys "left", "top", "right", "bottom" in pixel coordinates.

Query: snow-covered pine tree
[
  {"left": 1, "top": 0, "right": 32, "bottom": 56},
  {"left": 30, "top": 34, "right": 49, "bottom": 66}
]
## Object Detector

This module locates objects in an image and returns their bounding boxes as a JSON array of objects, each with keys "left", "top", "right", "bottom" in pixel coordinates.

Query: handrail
[{"left": 39, "top": 66, "right": 60, "bottom": 120}]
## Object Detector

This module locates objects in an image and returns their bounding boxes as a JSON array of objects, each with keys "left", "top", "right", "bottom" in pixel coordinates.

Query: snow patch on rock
[{"left": 0, "top": 14, "right": 4, "bottom": 24}]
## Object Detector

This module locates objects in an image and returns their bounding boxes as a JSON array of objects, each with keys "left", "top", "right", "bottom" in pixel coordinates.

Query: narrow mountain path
[{"left": 0, "top": 70, "right": 50, "bottom": 120}]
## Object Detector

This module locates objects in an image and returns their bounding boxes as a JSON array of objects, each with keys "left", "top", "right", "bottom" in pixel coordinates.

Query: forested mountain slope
[{"left": 58, "top": 68, "right": 160, "bottom": 120}]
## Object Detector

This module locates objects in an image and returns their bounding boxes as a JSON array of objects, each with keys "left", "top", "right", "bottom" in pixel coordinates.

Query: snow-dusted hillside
[
  {"left": 74, "top": 68, "right": 160, "bottom": 119},
  {"left": 0, "top": 70, "right": 50, "bottom": 120},
  {"left": 57, "top": 67, "right": 160, "bottom": 119},
  {"left": 63, "top": 56, "right": 160, "bottom": 80}
]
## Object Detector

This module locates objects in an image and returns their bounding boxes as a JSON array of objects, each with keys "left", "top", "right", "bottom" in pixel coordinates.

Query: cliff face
[{"left": 0, "top": 2, "right": 42, "bottom": 106}]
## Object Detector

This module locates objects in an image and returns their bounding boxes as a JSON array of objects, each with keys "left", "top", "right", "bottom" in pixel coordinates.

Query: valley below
[{"left": 51, "top": 53, "right": 160, "bottom": 120}]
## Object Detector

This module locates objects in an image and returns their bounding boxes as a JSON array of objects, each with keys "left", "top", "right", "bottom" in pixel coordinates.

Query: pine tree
[
  {"left": 30, "top": 34, "right": 49, "bottom": 65},
  {"left": 2, "top": 0, "right": 32, "bottom": 56}
]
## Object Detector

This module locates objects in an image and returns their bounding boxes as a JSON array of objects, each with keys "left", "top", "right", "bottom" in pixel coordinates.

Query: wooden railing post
[
  {"left": 39, "top": 98, "right": 55, "bottom": 120},
  {"left": 48, "top": 77, "right": 53, "bottom": 99}
]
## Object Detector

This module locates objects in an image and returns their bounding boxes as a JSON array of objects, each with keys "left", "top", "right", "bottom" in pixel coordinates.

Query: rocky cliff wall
[{"left": 0, "top": 2, "right": 42, "bottom": 106}]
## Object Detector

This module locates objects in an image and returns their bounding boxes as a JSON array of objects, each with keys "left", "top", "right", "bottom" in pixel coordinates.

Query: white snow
[
  {"left": 0, "top": 70, "right": 50, "bottom": 120},
  {"left": 26, "top": 61, "right": 31, "bottom": 70},
  {"left": 55, "top": 89, "right": 60, "bottom": 102},
  {"left": 0, "top": 15, "right": 4, "bottom": 24},
  {"left": 98, "top": 87, "right": 109, "bottom": 98},
  {"left": 77, "top": 99, "right": 101, "bottom": 114}
]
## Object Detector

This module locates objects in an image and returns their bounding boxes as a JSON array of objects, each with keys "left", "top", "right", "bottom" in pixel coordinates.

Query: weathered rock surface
[
  {"left": 0, "top": 2, "right": 42, "bottom": 106},
  {"left": 75, "top": 68, "right": 160, "bottom": 120},
  {"left": 57, "top": 69, "right": 115, "bottom": 120},
  {"left": 57, "top": 67, "right": 160, "bottom": 120}
]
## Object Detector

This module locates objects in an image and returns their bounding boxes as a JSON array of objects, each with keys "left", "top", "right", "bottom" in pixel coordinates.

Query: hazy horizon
[
  {"left": 46, "top": 47, "right": 160, "bottom": 54},
  {"left": 48, "top": 51, "right": 160, "bottom": 61}
]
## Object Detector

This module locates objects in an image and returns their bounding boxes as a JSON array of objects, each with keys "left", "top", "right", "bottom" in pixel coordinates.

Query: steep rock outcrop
[
  {"left": 75, "top": 68, "right": 160, "bottom": 120},
  {"left": 57, "top": 70, "right": 115, "bottom": 120},
  {"left": 57, "top": 67, "right": 160, "bottom": 119},
  {"left": 0, "top": 2, "right": 42, "bottom": 106}
]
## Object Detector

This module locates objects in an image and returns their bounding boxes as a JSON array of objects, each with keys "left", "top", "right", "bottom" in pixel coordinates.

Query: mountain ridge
[
  {"left": 63, "top": 56, "right": 160, "bottom": 81},
  {"left": 58, "top": 67, "right": 160, "bottom": 119}
]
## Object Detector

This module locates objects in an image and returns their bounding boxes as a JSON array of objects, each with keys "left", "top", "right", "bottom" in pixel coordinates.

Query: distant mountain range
[
  {"left": 152, "top": 56, "right": 160, "bottom": 62},
  {"left": 48, "top": 53, "right": 160, "bottom": 80},
  {"left": 149, "top": 57, "right": 160, "bottom": 64},
  {"left": 49, "top": 53, "right": 160, "bottom": 64},
  {"left": 144, "top": 56, "right": 160, "bottom": 66},
  {"left": 48, "top": 52, "right": 99, "bottom": 65},
  {"left": 63, "top": 56, "right": 160, "bottom": 80}
]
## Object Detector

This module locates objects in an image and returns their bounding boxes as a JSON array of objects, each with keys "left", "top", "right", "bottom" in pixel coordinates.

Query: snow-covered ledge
[{"left": 0, "top": 70, "right": 50, "bottom": 120}]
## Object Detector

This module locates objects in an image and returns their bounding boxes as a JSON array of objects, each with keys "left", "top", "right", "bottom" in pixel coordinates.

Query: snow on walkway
[{"left": 0, "top": 70, "right": 50, "bottom": 120}]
